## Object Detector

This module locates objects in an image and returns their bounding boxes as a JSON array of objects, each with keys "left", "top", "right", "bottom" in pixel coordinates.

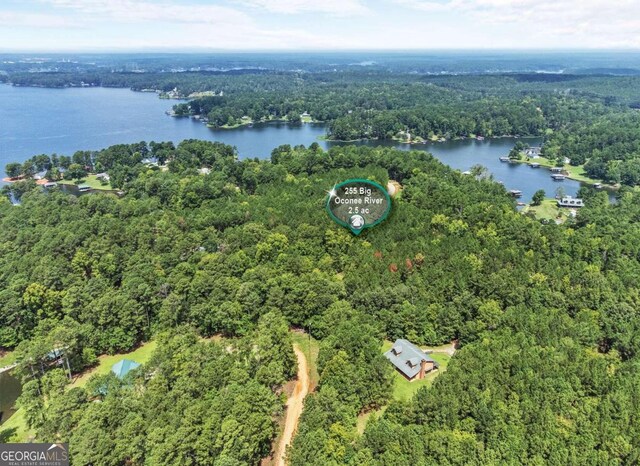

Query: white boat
[{"left": 78, "top": 185, "right": 91, "bottom": 192}]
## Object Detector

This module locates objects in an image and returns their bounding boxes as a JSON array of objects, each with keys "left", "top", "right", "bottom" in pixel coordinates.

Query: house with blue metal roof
[{"left": 384, "top": 339, "right": 439, "bottom": 381}]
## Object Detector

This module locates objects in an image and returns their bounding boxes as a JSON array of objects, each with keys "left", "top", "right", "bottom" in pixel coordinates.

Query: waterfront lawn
[
  {"left": 58, "top": 174, "right": 112, "bottom": 190},
  {"left": 0, "top": 352, "right": 29, "bottom": 442},
  {"left": 520, "top": 156, "right": 612, "bottom": 187},
  {"left": 523, "top": 198, "right": 568, "bottom": 222},
  {"left": 0, "top": 341, "right": 157, "bottom": 442},
  {"left": 0, "top": 409, "right": 32, "bottom": 443},
  {"left": 220, "top": 116, "right": 253, "bottom": 129},
  {"left": 70, "top": 340, "right": 157, "bottom": 388},
  {"left": 562, "top": 164, "right": 605, "bottom": 185},
  {"left": 0, "top": 351, "right": 17, "bottom": 368}
]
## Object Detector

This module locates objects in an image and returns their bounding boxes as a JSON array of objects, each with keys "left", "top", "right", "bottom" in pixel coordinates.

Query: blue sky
[{"left": 1, "top": 0, "right": 639, "bottom": 51}]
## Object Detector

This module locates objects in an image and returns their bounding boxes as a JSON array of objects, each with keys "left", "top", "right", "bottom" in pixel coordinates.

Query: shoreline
[
  {"left": 207, "top": 118, "right": 322, "bottom": 130},
  {"left": 322, "top": 134, "right": 543, "bottom": 144},
  {"left": 2, "top": 176, "right": 49, "bottom": 185},
  {"left": 510, "top": 157, "right": 618, "bottom": 190}
]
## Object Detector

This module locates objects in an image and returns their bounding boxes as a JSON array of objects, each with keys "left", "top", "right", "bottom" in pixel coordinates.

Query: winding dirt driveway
[{"left": 276, "top": 345, "right": 309, "bottom": 466}]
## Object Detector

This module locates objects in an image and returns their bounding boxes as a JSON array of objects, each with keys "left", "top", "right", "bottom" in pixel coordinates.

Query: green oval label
[{"left": 326, "top": 179, "right": 392, "bottom": 235}]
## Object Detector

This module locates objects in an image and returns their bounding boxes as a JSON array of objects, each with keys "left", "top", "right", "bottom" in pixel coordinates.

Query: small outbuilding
[
  {"left": 111, "top": 359, "right": 140, "bottom": 379},
  {"left": 384, "top": 339, "right": 439, "bottom": 381}
]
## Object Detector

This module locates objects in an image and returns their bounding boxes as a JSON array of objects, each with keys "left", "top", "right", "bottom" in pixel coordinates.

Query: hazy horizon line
[{"left": 2, "top": 48, "right": 640, "bottom": 55}]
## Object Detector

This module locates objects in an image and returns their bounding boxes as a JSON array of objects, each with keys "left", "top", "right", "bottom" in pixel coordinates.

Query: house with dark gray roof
[{"left": 384, "top": 339, "right": 439, "bottom": 381}]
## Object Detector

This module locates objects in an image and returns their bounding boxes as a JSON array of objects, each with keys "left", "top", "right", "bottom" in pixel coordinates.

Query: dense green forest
[
  {"left": 3, "top": 139, "right": 640, "bottom": 463},
  {"left": 542, "top": 112, "right": 640, "bottom": 185}
]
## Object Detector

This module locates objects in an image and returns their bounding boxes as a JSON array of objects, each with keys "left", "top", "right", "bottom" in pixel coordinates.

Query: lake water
[
  {"left": 0, "top": 84, "right": 587, "bottom": 202},
  {"left": 0, "top": 371, "right": 20, "bottom": 426}
]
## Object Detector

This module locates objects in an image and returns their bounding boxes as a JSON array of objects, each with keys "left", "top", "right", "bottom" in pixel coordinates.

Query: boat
[
  {"left": 499, "top": 156, "right": 510, "bottom": 162},
  {"left": 78, "top": 185, "right": 91, "bottom": 192},
  {"left": 509, "top": 189, "right": 523, "bottom": 198},
  {"left": 517, "top": 201, "right": 526, "bottom": 206},
  {"left": 43, "top": 182, "right": 58, "bottom": 188},
  {"left": 529, "top": 162, "right": 541, "bottom": 168},
  {"left": 551, "top": 174, "right": 566, "bottom": 181}
]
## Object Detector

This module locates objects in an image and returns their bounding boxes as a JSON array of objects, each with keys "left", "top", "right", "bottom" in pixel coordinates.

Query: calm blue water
[
  {"left": 327, "top": 137, "right": 584, "bottom": 202},
  {"left": 0, "top": 84, "right": 587, "bottom": 202},
  {"left": 0, "top": 84, "right": 327, "bottom": 162}
]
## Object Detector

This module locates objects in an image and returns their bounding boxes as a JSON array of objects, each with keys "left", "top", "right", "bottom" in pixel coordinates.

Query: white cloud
[
  {"left": 233, "top": 0, "right": 370, "bottom": 16},
  {"left": 31, "top": 0, "right": 349, "bottom": 49},
  {"left": 0, "top": 11, "right": 79, "bottom": 28},
  {"left": 41, "top": 0, "right": 253, "bottom": 26},
  {"left": 395, "top": 0, "right": 640, "bottom": 47}
]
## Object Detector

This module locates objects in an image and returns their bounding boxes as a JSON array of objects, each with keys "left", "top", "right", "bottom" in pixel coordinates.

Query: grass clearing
[
  {"left": 0, "top": 408, "right": 32, "bottom": 443},
  {"left": 1, "top": 342, "right": 157, "bottom": 442},
  {"left": 357, "top": 406, "right": 387, "bottom": 434},
  {"left": 515, "top": 156, "right": 615, "bottom": 188},
  {"left": 356, "top": 340, "right": 452, "bottom": 433},
  {"left": 522, "top": 198, "right": 570, "bottom": 222},
  {"left": 390, "top": 352, "right": 451, "bottom": 402},
  {"left": 58, "top": 174, "right": 112, "bottom": 191},
  {"left": 70, "top": 340, "right": 157, "bottom": 388},
  {"left": 0, "top": 351, "right": 17, "bottom": 368},
  {"left": 220, "top": 116, "right": 253, "bottom": 129}
]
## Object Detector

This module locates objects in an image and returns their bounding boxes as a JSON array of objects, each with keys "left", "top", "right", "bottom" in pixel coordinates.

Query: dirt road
[{"left": 276, "top": 346, "right": 309, "bottom": 466}]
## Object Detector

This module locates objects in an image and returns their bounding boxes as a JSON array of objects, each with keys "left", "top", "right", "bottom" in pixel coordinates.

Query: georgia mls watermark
[{"left": 0, "top": 444, "right": 68, "bottom": 466}]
